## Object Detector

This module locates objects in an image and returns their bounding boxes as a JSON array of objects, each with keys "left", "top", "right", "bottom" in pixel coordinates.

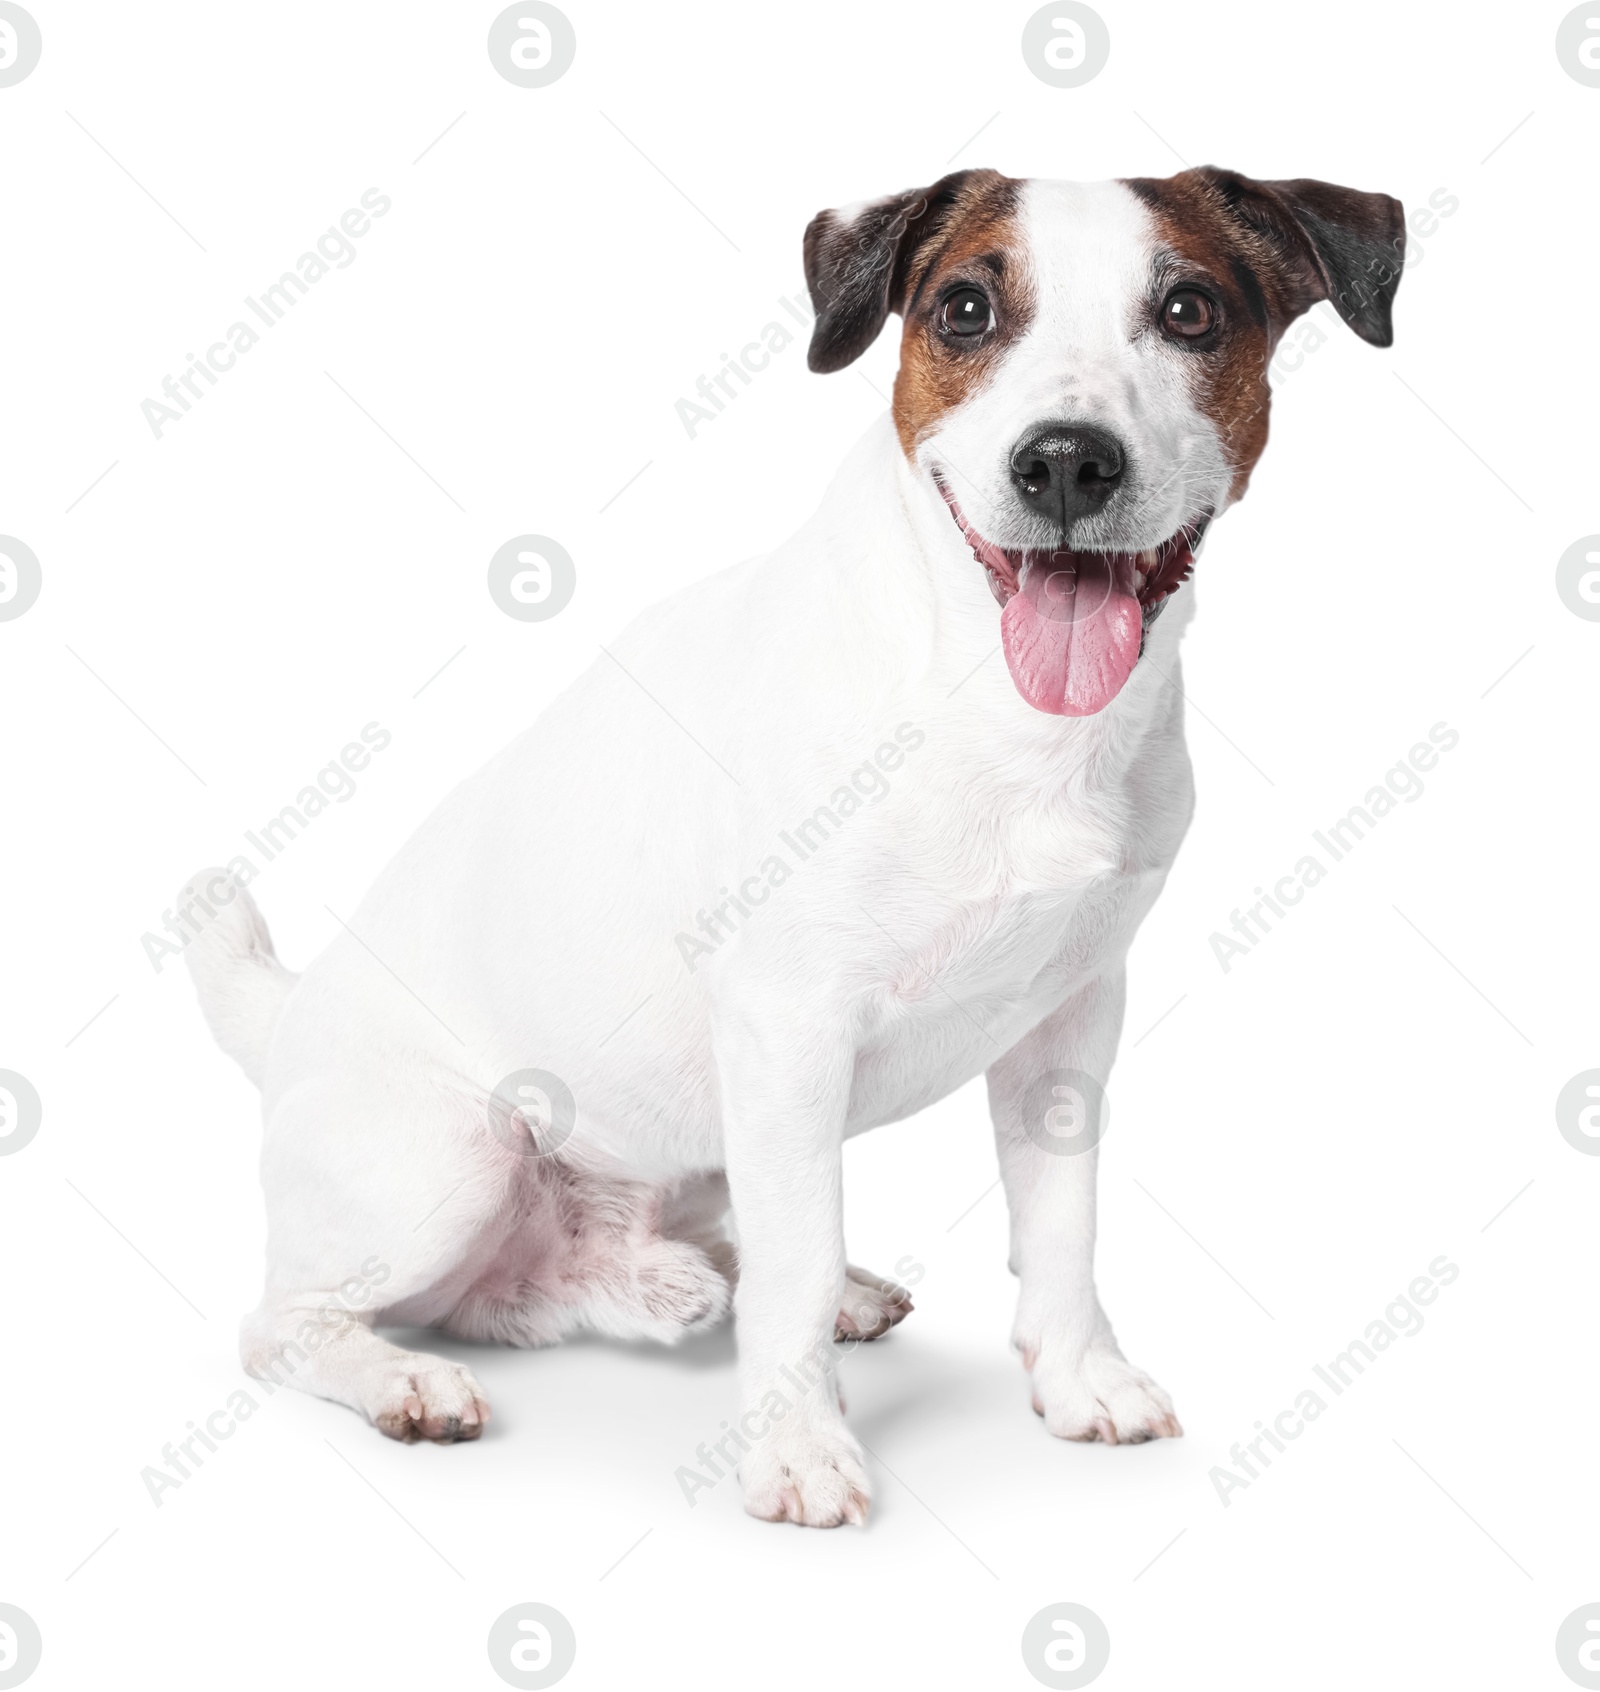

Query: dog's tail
[{"left": 181, "top": 868, "right": 297, "bottom": 1089}]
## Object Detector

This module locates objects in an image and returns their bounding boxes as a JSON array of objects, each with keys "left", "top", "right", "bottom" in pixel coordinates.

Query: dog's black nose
[{"left": 1009, "top": 425, "right": 1126, "bottom": 527}]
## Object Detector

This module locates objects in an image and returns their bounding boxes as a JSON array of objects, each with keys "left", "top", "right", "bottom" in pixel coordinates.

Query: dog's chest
[
  {"left": 846, "top": 792, "right": 1164, "bottom": 1128},
  {"left": 887, "top": 857, "right": 1144, "bottom": 1016}
]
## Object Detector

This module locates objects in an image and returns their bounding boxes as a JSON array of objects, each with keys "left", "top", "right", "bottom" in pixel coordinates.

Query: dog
[{"left": 183, "top": 166, "right": 1402, "bottom": 1527}]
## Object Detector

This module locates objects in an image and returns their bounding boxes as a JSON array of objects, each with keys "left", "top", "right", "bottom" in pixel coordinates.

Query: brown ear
[
  {"left": 1194, "top": 168, "right": 1405, "bottom": 346},
  {"left": 802, "top": 171, "right": 995, "bottom": 373}
]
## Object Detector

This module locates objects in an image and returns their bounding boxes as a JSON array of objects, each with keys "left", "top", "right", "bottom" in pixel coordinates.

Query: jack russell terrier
[{"left": 184, "top": 166, "right": 1403, "bottom": 1526}]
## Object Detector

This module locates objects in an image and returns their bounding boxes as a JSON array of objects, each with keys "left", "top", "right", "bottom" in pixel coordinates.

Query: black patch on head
[
  {"left": 1226, "top": 255, "right": 1268, "bottom": 330},
  {"left": 1206, "top": 169, "right": 1405, "bottom": 346},
  {"left": 802, "top": 171, "right": 1013, "bottom": 373}
]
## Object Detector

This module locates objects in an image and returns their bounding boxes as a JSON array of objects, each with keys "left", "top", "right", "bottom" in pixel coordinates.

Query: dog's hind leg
[
  {"left": 241, "top": 1300, "right": 492, "bottom": 1444},
  {"left": 242, "top": 1072, "right": 514, "bottom": 1443},
  {"left": 443, "top": 1168, "right": 734, "bottom": 1347}
]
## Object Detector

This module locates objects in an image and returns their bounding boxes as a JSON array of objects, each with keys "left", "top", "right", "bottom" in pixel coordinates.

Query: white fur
[{"left": 188, "top": 179, "right": 1210, "bottom": 1522}]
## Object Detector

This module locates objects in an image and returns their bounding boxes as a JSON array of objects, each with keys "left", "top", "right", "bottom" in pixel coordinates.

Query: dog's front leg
[
  {"left": 716, "top": 1009, "right": 868, "bottom": 1527},
  {"left": 987, "top": 972, "right": 1182, "bottom": 1445}
]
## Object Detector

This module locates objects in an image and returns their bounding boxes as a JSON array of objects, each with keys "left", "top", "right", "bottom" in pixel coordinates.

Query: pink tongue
[{"left": 1000, "top": 552, "right": 1143, "bottom": 716}]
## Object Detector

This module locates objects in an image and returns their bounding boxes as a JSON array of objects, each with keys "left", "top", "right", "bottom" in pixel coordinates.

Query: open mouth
[{"left": 936, "top": 477, "right": 1210, "bottom": 717}]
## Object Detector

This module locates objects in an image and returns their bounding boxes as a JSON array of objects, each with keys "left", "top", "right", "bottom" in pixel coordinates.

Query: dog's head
[{"left": 804, "top": 168, "right": 1403, "bottom": 716}]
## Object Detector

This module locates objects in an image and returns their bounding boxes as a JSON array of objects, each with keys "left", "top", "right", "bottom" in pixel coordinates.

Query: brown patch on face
[
  {"left": 889, "top": 172, "right": 1033, "bottom": 459},
  {"left": 1123, "top": 175, "right": 1281, "bottom": 502},
  {"left": 1124, "top": 168, "right": 1403, "bottom": 503}
]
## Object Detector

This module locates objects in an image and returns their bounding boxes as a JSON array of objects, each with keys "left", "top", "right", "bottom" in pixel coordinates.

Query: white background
[{"left": 3, "top": 2, "right": 1596, "bottom": 1688}]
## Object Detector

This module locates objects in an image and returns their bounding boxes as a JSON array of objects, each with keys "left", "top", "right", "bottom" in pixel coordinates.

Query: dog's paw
[
  {"left": 631, "top": 1238, "right": 735, "bottom": 1341},
  {"left": 834, "top": 1264, "right": 914, "bottom": 1341},
  {"left": 366, "top": 1352, "right": 491, "bottom": 1444},
  {"left": 1023, "top": 1339, "right": 1181, "bottom": 1445},
  {"left": 741, "top": 1418, "right": 871, "bottom": 1527}
]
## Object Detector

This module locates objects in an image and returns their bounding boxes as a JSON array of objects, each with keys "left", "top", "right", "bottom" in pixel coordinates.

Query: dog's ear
[
  {"left": 803, "top": 171, "right": 991, "bottom": 373},
  {"left": 1194, "top": 168, "right": 1405, "bottom": 347}
]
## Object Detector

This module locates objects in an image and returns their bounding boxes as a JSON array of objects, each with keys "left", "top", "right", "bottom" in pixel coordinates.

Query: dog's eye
[
  {"left": 940, "top": 288, "right": 993, "bottom": 337},
  {"left": 1161, "top": 289, "right": 1217, "bottom": 339}
]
